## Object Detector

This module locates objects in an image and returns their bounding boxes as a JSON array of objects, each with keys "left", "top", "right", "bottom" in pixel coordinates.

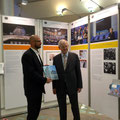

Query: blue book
[{"left": 43, "top": 65, "right": 58, "bottom": 80}]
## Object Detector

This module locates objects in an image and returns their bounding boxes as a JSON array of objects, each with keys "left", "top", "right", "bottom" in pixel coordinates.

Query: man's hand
[
  {"left": 77, "top": 88, "right": 82, "bottom": 93},
  {"left": 53, "top": 89, "right": 56, "bottom": 94},
  {"left": 46, "top": 78, "right": 52, "bottom": 83}
]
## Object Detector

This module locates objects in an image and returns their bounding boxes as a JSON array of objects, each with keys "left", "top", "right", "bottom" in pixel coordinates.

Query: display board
[
  {"left": 70, "top": 16, "right": 89, "bottom": 106},
  {"left": 90, "top": 6, "right": 119, "bottom": 120},
  {"left": 42, "top": 20, "right": 68, "bottom": 102},
  {"left": 2, "top": 16, "right": 35, "bottom": 109}
]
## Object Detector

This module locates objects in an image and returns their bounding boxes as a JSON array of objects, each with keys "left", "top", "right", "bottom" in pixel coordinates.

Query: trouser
[
  {"left": 26, "top": 93, "right": 42, "bottom": 120},
  {"left": 57, "top": 92, "right": 80, "bottom": 120}
]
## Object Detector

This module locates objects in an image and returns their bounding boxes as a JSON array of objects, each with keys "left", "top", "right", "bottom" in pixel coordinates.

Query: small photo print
[
  {"left": 80, "top": 60, "right": 87, "bottom": 68},
  {"left": 49, "top": 54, "right": 55, "bottom": 61},
  {"left": 79, "top": 50, "right": 87, "bottom": 68},
  {"left": 79, "top": 50, "right": 87, "bottom": 59},
  {"left": 104, "top": 62, "right": 116, "bottom": 74},
  {"left": 104, "top": 48, "right": 116, "bottom": 60}
]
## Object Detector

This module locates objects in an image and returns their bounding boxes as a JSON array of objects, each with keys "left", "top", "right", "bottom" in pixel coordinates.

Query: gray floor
[{"left": 2, "top": 104, "right": 113, "bottom": 120}]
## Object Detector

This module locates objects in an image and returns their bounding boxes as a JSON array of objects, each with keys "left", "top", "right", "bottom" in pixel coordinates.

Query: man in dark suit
[
  {"left": 52, "top": 39, "right": 83, "bottom": 120},
  {"left": 21, "top": 35, "right": 52, "bottom": 120}
]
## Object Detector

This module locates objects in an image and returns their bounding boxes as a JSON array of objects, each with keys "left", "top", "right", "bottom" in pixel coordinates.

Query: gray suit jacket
[{"left": 52, "top": 52, "right": 83, "bottom": 95}]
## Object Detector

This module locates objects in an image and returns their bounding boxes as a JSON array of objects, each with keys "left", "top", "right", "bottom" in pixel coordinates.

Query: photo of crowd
[
  {"left": 104, "top": 48, "right": 116, "bottom": 60},
  {"left": 90, "top": 14, "right": 118, "bottom": 43},
  {"left": 3, "top": 23, "right": 35, "bottom": 44},
  {"left": 71, "top": 24, "right": 88, "bottom": 45},
  {"left": 43, "top": 27, "right": 67, "bottom": 45},
  {"left": 104, "top": 62, "right": 116, "bottom": 74}
]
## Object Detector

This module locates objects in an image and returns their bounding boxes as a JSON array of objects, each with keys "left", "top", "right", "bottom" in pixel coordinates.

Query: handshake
[
  {"left": 46, "top": 78, "right": 52, "bottom": 83},
  {"left": 43, "top": 65, "right": 58, "bottom": 84}
]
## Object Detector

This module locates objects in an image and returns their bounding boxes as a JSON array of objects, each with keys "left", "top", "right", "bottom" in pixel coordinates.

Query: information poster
[
  {"left": 90, "top": 6, "right": 118, "bottom": 120},
  {"left": 43, "top": 20, "right": 68, "bottom": 102},
  {"left": 3, "top": 16, "right": 35, "bottom": 109},
  {"left": 70, "top": 16, "right": 89, "bottom": 106}
]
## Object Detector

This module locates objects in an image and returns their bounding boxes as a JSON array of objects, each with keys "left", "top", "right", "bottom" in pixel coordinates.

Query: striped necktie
[{"left": 63, "top": 54, "right": 67, "bottom": 70}]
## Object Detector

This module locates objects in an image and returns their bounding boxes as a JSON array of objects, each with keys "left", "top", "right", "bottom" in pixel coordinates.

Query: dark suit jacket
[
  {"left": 52, "top": 52, "right": 83, "bottom": 95},
  {"left": 21, "top": 48, "right": 47, "bottom": 98}
]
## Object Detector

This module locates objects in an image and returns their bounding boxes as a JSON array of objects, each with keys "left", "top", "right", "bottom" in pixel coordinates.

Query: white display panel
[
  {"left": 70, "top": 16, "right": 89, "bottom": 106},
  {"left": 42, "top": 20, "right": 68, "bottom": 102},
  {"left": 43, "top": 50, "right": 60, "bottom": 102},
  {"left": 4, "top": 50, "right": 27, "bottom": 109},
  {"left": 72, "top": 50, "right": 88, "bottom": 106},
  {"left": 91, "top": 47, "right": 118, "bottom": 120},
  {"left": 90, "top": 5, "right": 119, "bottom": 120},
  {"left": 2, "top": 16, "right": 35, "bottom": 109}
]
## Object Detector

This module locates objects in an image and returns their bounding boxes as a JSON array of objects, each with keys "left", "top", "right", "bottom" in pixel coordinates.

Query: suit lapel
[
  {"left": 30, "top": 48, "right": 43, "bottom": 66},
  {"left": 58, "top": 54, "right": 64, "bottom": 71}
]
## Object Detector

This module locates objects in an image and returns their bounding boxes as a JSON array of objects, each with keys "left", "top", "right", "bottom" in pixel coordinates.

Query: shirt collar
[
  {"left": 31, "top": 47, "right": 39, "bottom": 54},
  {"left": 61, "top": 52, "right": 68, "bottom": 57}
]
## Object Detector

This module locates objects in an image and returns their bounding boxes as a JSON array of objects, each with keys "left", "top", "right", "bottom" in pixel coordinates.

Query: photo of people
[
  {"left": 43, "top": 27, "right": 67, "bottom": 45},
  {"left": 104, "top": 48, "right": 116, "bottom": 60},
  {"left": 3, "top": 23, "right": 35, "bottom": 44},
  {"left": 79, "top": 50, "right": 87, "bottom": 68},
  {"left": 104, "top": 62, "right": 116, "bottom": 74},
  {"left": 71, "top": 24, "right": 88, "bottom": 45},
  {"left": 90, "top": 14, "right": 117, "bottom": 43}
]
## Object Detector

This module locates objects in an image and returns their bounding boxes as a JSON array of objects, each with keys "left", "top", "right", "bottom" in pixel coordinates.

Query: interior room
[{"left": 0, "top": 0, "right": 120, "bottom": 120}]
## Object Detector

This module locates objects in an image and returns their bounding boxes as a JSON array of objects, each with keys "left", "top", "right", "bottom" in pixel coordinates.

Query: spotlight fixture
[
  {"left": 21, "top": 0, "right": 28, "bottom": 5},
  {"left": 61, "top": 8, "right": 81, "bottom": 18}
]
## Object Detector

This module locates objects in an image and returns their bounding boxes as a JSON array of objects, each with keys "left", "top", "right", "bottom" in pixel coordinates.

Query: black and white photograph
[
  {"left": 43, "top": 27, "right": 67, "bottom": 45},
  {"left": 3, "top": 23, "right": 35, "bottom": 44},
  {"left": 104, "top": 62, "right": 116, "bottom": 74},
  {"left": 104, "top": 48, "right": 116, "bottom": 60}
]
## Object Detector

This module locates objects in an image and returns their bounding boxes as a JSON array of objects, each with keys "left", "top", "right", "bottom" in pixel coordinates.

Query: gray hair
[{"left": 58, "top": 39, "right": 68, "bottom": 48}]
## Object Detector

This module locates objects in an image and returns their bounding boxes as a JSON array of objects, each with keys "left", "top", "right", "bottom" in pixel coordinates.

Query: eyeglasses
[{"left": 35, "top": 40, "right": 41, "bottom": 42}]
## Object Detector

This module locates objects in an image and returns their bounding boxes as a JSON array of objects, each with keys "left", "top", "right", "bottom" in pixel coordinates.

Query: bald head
[
  {"left": 30, "top": 35, "right": 39, "bottom": 43},
  {"left": 30, "top": 35, "right": 42, "bottom": 50}
]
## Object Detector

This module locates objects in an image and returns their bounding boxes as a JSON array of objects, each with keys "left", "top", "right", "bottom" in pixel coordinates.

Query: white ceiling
[{"left": 18, "top": 0, "right": 120, "bottom": 22}]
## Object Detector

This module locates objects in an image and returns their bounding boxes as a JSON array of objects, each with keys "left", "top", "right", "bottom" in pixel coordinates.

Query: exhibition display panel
[
  {"left": 70, "top": 16, "right": 89, "bottom": 106},
  {"left": 90, "top": 6, "right": 119, "bottom": 120}
]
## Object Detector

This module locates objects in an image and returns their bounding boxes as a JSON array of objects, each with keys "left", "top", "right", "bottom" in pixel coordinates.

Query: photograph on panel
[
  {"left": 43, "top": 27, "right": 67, "bottom": 45},
  {"left": 104, "top": 62, "right": 116, "bottom": 74},
  {"left": 46, "top": 52, "right": 59, "bottom": 65},
  {"left": 79, "top": 50, "right": 87, "bottom": 68},
  {"left": 90, "top": 14, "right": 117, "bottom": 43},
  {"left": 3, "top": 23, "right": 35, "bottom": 44},
  {"left": 104, "top": 48, "right": 116, "bottom": 60},
  {"left": 71, "top": 24, "right": 88, "bottom": 45}
]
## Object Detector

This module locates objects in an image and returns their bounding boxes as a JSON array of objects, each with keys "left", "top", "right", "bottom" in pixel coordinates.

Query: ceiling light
[
  {"left": 61, "top": 8, "right": 81, "bottom": 18},
  {"left": 56, "top": 6, "right": 66, "bottom": 16},
  {"left": 21, "top": 0, "right": 28, "bottom": 5}
]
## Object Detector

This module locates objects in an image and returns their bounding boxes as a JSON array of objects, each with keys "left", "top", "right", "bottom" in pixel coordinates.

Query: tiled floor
[{"left": 2, "top": 104, "right": 113, "bottom": 120}]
